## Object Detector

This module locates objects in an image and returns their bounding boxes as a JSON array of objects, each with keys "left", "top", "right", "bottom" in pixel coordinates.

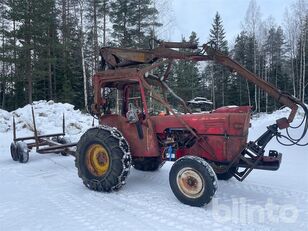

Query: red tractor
[{"left": 75, "top": 41, "right": 308, "bottom": 207}]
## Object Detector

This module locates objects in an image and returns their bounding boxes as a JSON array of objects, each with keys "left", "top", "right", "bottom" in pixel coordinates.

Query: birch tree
[{"left": 244, "top": 0, "right": 261, "bottom": 111}]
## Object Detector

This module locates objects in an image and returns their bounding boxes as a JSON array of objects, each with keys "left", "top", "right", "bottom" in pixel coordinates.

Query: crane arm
[
  {"left": 202, "top": 44, "right": 301, "bottom": 129},
  {"left": 99, "top": 41, "right": 305, "bottom": 129}
]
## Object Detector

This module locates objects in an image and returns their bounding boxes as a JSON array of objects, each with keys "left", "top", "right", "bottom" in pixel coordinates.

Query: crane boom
[{"left": 99, "top": 41, "right": 306, "bottom": 130}]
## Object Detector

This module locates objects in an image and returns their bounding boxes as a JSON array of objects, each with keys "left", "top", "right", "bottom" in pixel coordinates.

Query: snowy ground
[{"left": 0, "top": 101, "right": 308, "bottom": 231}]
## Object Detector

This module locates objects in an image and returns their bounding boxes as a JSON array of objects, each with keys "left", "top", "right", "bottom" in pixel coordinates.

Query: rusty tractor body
[{"left": 75, "top": 41, "right": 308, "bottom": 207}]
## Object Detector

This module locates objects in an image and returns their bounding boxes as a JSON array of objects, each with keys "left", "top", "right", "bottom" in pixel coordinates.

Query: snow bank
[
  {"left": 1, "top": 100, "right": 93, "bottom": 141},
  {"left": 0, "top": 109, "right": 11, "bottom": 132},
  {"left": 251, "top": 106, "right": 306, "bottom": 131},
  {"left": 252, "top": 106, "right": 305, "bottom": 121}
]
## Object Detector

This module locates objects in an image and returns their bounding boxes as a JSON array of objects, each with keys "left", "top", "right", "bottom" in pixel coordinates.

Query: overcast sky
[{"left": 157, "top": 0, "right": 296, "bottom": 46}]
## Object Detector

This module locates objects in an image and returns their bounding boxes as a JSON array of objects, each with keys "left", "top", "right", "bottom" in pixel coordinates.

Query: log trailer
[{"left": 74, "top": 40, "right": 307, "bottom": 207}]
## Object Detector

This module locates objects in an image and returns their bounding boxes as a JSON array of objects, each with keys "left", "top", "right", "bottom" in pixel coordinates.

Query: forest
[{"left": 0, "top": 0, "right": 307, "bottom": 113}]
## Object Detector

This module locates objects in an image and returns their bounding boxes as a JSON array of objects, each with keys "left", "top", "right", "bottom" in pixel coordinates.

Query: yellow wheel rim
[{"left": 86, "top": 144, "right": 110, "bottom": 177}]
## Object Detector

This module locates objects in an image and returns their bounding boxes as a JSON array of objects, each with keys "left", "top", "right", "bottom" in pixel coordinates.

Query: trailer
[{"left": 10, "top": 107, "right": 76, "bottom": 163}]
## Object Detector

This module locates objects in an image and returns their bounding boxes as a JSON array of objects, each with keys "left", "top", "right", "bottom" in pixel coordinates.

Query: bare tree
[
  {"left": 291, "top": 0, "right": 307, "bottom": 102},
  {"left": 244, "top": 0, "right": 261, "bottom": 111},
  {"left": 77, "top": 0, "right": 88, "bottom": 110},
  {"left": 284, "top": 9, "right": 299, "bottom": 97},
  {"left": 153, "top": 0, "right": 175, "bottom": 41},
  {"left": 257, "top": 18, "right": 270, "bottom": 112}
]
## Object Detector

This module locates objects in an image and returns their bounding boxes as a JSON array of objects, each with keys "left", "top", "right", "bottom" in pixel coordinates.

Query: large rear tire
[
  {"left": 75, "top": 126, "right": 131, "bottom": 192},
  {"left": 133, "top": 157, "right": 164, "bottom": 171},
  {"left": 169, "top": 156, "right": 217, "bottom": 207}
]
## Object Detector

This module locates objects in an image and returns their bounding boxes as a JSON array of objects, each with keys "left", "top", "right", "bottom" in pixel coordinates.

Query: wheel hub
[
  {"left": 177, "top": 167, "right": 205, "bottom": 198},
  {"left": 86, "top": 144, "right": 110, "bottom": 176}
]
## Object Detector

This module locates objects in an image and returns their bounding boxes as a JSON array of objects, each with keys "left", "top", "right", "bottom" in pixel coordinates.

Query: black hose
[{"left": 276, "top": 103, "right": 308, "bottom": 146}]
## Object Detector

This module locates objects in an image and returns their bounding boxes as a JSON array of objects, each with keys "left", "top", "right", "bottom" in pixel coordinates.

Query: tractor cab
[{"left": 91, "top": 69, "right": 162, "bottom": 159}]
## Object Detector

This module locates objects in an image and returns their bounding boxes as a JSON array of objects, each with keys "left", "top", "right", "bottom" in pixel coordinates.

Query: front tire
[
  {"left": 75, "top": 126, "right": 131, "bottom": 192},
  {"left": 169, "top": 156, "right": 217, "bottom": 207}
]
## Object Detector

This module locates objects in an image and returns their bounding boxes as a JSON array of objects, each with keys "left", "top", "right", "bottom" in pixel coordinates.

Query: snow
[
  {"left": 0, "top": 101, "right": 308, "bottom": 230},
  {"left": 1, "top": 100, "right": 94, "bottom": 141}
]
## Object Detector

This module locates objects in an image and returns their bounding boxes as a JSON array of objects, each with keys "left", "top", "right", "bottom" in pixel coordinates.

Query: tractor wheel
[
  {"left": 16, "top": 141, "right": 29, "bottom": 163},
  {"left": 58, "top": 136, "right": 71, "bottom": 156},
  {"left": 75, "top": 125, "right": 131, "bottom": 192},
  {"left": 133, "top": 157, "right": 164, "bottom": 171},
  {"left": 10, "top": 142, "right": 19, "bottom": 161},
  {"left": 169, "top": 156, "right": 217, "bottom": 207}
]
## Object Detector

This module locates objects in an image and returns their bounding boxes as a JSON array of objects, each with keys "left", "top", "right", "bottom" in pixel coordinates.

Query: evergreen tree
[
  {"left": 109, "top": 0, "right": 135, "bottom": 47},
  {"left": 231, "top": 31, "right": 251, "bottom": 106},
  {"left": 131, "top": 0, "right": 161, "bottom": 48},
  {"left": 265, "top": 26, "right": 286, "bottom": 110},
  {"left": 57, "top": 0, "right": 84, "bottom": 108},
  {"left": 172, "top": 32, "right": 200, "bottom": 106},
  {"left": 209, "top": 12, "right": 228, "bottom": 54},
  {"left": 85, "top": 0, "right": 110, "bottom": 73},
  {"left": 3, "top": 0, "right": 60, "bottom": 106},
  {"left": 0, "top": 1, "right": 10, "bottom": 109},
  {"left": 109, "top": 0, "right": 160, "bottom": 48},
  {"left": 205, "top": 12, "right": 229, "bottom": 108}
]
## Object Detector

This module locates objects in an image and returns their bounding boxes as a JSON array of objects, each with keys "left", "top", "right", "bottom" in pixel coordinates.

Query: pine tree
[
  {"left": 1, "top": 0, "right": 62, "bottom": 108},
  {"left": 85, "top": 0, "right": 110, "bottom": 73},
  {"left": 231, "top": 31, "right": 251, "bottom": 106},
  {"left": 57, "top": 0, "right": 84, "bottom": 108},
  {"left": 0, "top": 1, "right": 9, "bottom": 109},
  {"left": 109, "top": 0, "right": 135, "bottom": 47},
  {"left": 265, "top": 26, "right": 286, "bottom": 111},
  {"left": 109, "top": 0, "right": 160, "bottom": 48},
  {"left": 172, "top": 32, "right": 200, "bottom": 106},
  {"left": 131, "top": 0, "right": 161, "bottom": 48},
  {"left": 209, "top": 12, "right": 228, "bottom": 54},
  {"left": 206, "top": 12, "right": 229, "bottom": 108}
]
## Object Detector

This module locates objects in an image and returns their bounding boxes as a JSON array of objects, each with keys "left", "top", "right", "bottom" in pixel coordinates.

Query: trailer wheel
[
  {"left": 10, "top": 142, "right": 19, "bottom": 161},
  {"left": 133, "top": 157, "right": 164, "bottom": 171},
  {"left": 169, "top": 156, "right": 217, "bottom": 207},
  {"left": 16, "top": 141, "right": 29, "bottom": 163},
  {"left": 58, "top": 137, "right": 71, "bottom": 156},
  {"left": 75, "top": 126, "right": 131, "bottom": 192}
]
